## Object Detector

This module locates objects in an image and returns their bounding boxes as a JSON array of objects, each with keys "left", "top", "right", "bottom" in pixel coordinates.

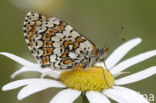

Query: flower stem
[{"left": 82, "top": 94, "right": 89, "bottom": 103}]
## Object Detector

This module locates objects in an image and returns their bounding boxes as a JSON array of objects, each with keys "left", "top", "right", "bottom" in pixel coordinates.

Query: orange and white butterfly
[{"left": 23, "top": 12, "right": 105, "bottom": 70}]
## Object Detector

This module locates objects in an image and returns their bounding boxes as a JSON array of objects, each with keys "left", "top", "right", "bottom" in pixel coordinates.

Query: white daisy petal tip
[
  {"left": 2, "top": 85, "right": 10, "bottom": 91},
  {"left": 11, "top": 67, "right": 38, "bottom": 79},
  {"left": 103, "top": 86, "right": 149, "bottom": 103},
  {"left": 111, "top": 49, "right": 156, "bottom": 75},
  {"left": 2, "top": 80, "right": 25, "bottom": 91},
  {"left": 3, "top": 78, "right": 67, "bottom": 100},
  {"left": 134, "top": 37, "right": 142, "bottom": 42},
  {"left": 105, "top": 37, "right": 142, "bottom": 69},
  {"left": 0, "top": 52, "right": 39, "bottom": 69},
  {"left": 115, "top": 66, "right": 156, "bottom": 85},
  {"left": 115, "top": 86, "right": 149, "bottom": 103}
]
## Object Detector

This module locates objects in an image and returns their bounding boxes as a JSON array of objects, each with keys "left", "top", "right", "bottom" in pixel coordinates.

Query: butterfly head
[{"left": 96, "top": 48, "right": 106, "bottom": 62}]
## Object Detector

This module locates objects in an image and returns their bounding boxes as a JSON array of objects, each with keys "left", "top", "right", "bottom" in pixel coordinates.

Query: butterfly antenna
[
  {"left": 101, "top": 25, "right": 125, "bottom": 88},
  {"left": 103, "top": 24, "right": 125, "bottom": 49}
]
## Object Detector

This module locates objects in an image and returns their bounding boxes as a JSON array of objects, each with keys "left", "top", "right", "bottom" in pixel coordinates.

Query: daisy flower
[{"left": 1, "top": 38, "right": 156, "bottom": 103}]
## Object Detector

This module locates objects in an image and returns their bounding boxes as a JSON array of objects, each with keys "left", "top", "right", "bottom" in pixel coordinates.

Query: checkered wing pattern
[{"left": 23, "top": 12, "right": 98, "bottom": 70}]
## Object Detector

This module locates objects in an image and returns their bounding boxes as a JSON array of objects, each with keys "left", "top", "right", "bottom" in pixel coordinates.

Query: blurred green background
[{"left": 0, "top": 0, "right": 156, "bottom": 103}]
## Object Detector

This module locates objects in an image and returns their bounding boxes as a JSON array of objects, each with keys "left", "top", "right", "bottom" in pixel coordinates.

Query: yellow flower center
[{"left": 59, "top": 65, "right": 114, "bottom": 92}]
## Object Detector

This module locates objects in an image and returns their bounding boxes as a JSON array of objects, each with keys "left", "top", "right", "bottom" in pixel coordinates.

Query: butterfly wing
[
  {"left": 23, "top": 12, "right": 50, "bottom": 57},
  {"left": 23, "top": 12, "right": 98, "bottom": 70}
]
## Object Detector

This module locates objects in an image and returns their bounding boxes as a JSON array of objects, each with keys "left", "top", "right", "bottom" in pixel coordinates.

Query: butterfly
[{"left": 23, "top": 12, "right": 105, "bottom": 70}]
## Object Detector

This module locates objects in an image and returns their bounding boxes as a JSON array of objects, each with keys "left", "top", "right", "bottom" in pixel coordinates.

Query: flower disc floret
[{"left": 60, "top": 65, "right": 114, "bottom": 92}]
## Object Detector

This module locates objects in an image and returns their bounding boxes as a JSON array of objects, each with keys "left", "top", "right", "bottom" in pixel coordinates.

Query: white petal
[
  {"left": 86, "top": 91, "right": 111, "bottom": 103},
  {"left": 96, "top": 62, "right": 105, "bottom": 68},
  {"left": 115, "top": 66, "right": 156, "bottom": 85},
  {"left": 2, "top": 79, "right": 32, "bottom": 91},
  {"left": 103, "top": 86, "right": 149, "bottom": 103},
  {"left": 11, "top": 66, "right": 61, "bottom": 79},
  {"left": 2, "top": 78, "right": 65, "bottom": 91},
  {"left": 0, "top": 52, "right": 40, "bottom": 69},
  {"left": 103, "top": 87, "right": 131, "bottom": 103},
  {"left": 110, "top": 50, "right": 156, "bottom": 75},
  {"left": 11, "top": 66, "right": 42, "bottom": 79},
  {"left": 17, "top": 79, "right": 66, "bottom": 100},
  {"left": 50, "top": 89, "right": 81, "bottom": 103},
  {"left": 105, "top": 38, "right": 142, "bottom": 69},
  {"left": 116, "top": 86, "right": 149, "bottom": 103},
  {"left": 41, "top": 68, "right": 61, "bottom": 79},
  {"left": 0, "top": 52, "right": 61, "bottom": 79}
]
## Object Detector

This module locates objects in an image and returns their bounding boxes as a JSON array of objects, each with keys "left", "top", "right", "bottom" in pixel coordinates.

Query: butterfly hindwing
[
  {"left": 23, "top": 12, "right": 50, "bottom": 58},
  {"left": 24, "top": 12, "right": 98, "bottom": 70}
]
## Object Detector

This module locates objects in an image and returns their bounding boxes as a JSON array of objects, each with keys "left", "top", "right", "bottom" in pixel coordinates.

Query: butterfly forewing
[{"left": 23, "top": 12, "right": 98, "bottom": 70}]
